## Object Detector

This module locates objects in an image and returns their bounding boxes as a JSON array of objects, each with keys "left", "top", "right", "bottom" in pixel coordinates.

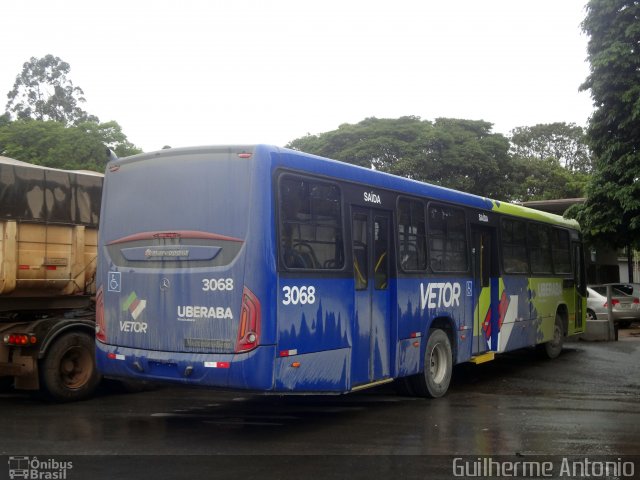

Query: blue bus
[{"left": 96, "top": 145, "right": 586, "bottom": 397}]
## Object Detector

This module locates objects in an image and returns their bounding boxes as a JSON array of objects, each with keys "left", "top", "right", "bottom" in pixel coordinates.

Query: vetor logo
[
  {"left": 8, "top": 456, "right": 73, "bottom": 479},
  {"left": 120, "top": 291, "right": 148, "bottom": 333},
  {"left": 420, "top": 282, "right": 462, "bottom": 309}
]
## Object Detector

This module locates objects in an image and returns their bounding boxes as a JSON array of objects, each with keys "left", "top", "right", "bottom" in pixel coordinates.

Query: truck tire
[
  {"left": 410, "top": 328, "right": 453, "bottom": 398},
  {"left": 39, "top": 331, "right": 100, "bottom": 402}
]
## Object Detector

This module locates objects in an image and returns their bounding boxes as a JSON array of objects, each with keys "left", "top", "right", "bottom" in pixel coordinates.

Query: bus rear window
[{"left": 279, "top": 175, "right": 344, "bottom": 270}]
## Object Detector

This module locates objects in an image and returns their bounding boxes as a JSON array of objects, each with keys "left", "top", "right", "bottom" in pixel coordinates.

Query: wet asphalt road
[{"left": 1, "top": 333, "right": 638, "bottom": 479}]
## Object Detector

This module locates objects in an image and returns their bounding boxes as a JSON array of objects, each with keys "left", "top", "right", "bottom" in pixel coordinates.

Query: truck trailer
[{"left": 0, "top": 156, "right": 103, "bottom": 401}]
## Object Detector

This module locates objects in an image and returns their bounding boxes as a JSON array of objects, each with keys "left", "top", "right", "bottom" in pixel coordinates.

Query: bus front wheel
[{"left": 411, "top": 328, "right": 453, "bottom": 398}]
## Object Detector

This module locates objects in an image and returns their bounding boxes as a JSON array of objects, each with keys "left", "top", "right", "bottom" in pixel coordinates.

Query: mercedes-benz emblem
[{"left": 160, "top": 278, "right": 171, "bottom": 291}]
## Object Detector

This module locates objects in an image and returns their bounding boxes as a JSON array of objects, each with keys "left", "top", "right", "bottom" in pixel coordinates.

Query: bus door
[
  {"left": 351, "top": 207, "right": 392, "bottom": 386},
  {"left": 572, "top": 242, "right": 586, "bottom": 331},
  {"left": 471, "top": 226, "right": 498, "bottom": 354}
]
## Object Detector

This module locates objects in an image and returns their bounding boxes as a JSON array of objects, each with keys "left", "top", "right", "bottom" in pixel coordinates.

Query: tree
[
  {"left": 0, "top": 112, "right": 10, "bottom": 128},
  {"left": 5, "top": 55, "right": 98, "bottom": 125},
  {"left": 570, "top": 0, "right": 640, "bottom": 249},
  {"left": 288, "top": 116, "right": 428, "bottom": 171},
  {"left": 287, "top": 116, "right": 596, "bottom": 203},
  {"left": 507, "top": 122, "right": 591, "bottom": 201},
  {"left": 287, "top": 117, "right": 518, "bottom": 200},
  {"left": 509, "top": 122, "right": 592, "bottom": 173},
  {"left": 0, "top": 119, "right": 141, "bottom": 171},
  {"left": 78, "top": 121, "right": 141, "bottom": 158},
  {"left": 510, "top": 156, "right": 589, "bottom": 201},
  {"left": 420, "top": 118, "right": 515, "bottom": 199}
]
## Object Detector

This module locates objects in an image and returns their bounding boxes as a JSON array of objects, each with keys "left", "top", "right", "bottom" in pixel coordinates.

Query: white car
[{"left": 586, "top": 284, "right": 640, "bottom": 328}]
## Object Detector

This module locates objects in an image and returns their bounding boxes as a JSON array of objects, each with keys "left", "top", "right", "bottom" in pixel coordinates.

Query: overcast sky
[{"left": 2, "top": 0, "right": 592, "bottom": 153}]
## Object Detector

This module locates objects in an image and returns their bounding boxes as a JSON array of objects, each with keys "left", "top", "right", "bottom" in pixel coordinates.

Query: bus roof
[{"left": 112, "top": 145, "right": 579, "bottom": 230}]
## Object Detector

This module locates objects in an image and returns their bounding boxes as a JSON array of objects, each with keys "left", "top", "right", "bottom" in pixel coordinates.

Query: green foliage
[
  {"left": 508, "top": 122, "right": 591, "bottom": 201},
  {"left": 421, "top": 118, "right": 514, "bottom": 199},
  {"left": 288, "top": 116, "right": 427, "bottom": 171},
  {"left": 573, "top": 0, "right": 640, "bottom": 248},
  {"left": 509, "top": 122, "right": 592, "bottom": 173},
  {"left": 0, "top": 119, "right": 142, "bottom": 171},
  {"left": 510, "top": 156, "right": 589, "bottom": 201},
  {"left": 288, "top": 117, "right": 589, "bottom": 203},
  {"left": 5, "top": 55, "right": 98, "bottom": 126},
  {"left": 288, "top": 117, "right": 517, "bottom": 200},
  {"left": 1, "top": 55, "right": 142, "bottom": 170},
  {"left": 79, "top": 121, "right": 142, "bottom": 158}
]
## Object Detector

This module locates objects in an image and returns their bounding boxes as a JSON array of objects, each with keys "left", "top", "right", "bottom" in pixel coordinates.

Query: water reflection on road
[{"left": 0, "top": 341, "right": 638, "bottom": 457}]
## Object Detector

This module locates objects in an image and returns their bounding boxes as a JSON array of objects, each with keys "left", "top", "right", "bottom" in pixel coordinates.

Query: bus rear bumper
[{"left": 95, "top": 342, "right": 276, "bottom": 391}]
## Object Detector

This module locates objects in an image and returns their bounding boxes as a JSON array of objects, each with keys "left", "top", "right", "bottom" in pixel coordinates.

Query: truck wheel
[
  {"left": 410, "top": 329, "right": 453, "bottom": 398},
  {"left": 541, "top": 315, "right": 564, "bottom": 359},
  {"left": 39, "top": 331, "right": 100, "bottom": 402}
]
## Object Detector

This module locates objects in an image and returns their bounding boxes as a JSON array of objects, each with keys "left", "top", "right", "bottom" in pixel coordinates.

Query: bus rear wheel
[
  {"left": 411, "top": 328, "right": 452, "bottom": 398},
  {"left": 39, "top": 331, "right": 100, "bottom": 402}
]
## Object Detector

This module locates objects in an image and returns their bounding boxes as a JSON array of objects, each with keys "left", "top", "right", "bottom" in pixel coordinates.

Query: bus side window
[
  {"left": 501, "top": 218, "right": 528, "bottom": 274},
  {"left": 397, "top": 198, "right": 426, "bottom": 271},
  {"left": 279, "top": 175, "right": 344, "bottom": 271},
  {"left": 552, "top": 229, "right": 571, "bottom": 274},
  {"left": 428, "top": 204, "right": 468, "bottom": 272},
  {"left": 529, "top": 223, "right": 552, "bottom": 274}
]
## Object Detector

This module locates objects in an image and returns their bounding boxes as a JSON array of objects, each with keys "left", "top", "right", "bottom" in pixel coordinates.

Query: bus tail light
[
  {"left": 235, "top": 286, "right": 261, "bottom": 353},
  {"left": 95, "top": 287, "right": 107, "bottom": 343}
]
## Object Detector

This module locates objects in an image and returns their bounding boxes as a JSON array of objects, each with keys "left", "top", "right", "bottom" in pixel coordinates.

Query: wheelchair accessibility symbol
[{"left": 108, "top": 271, "right": 121, "bottom": 292}]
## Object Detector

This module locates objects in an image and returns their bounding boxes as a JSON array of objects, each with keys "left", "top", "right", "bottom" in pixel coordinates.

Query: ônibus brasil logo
[{"left": 8, "top": 456, "right": 73, "bottom": 479}]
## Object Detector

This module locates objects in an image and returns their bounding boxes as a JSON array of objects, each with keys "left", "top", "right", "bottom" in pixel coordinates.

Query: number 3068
[
  {"left": 282, "top": 285, "right": 316, "bottom": 305},
  {"left": 202, "top": 278, "right": 234, "bottom": 291}
]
